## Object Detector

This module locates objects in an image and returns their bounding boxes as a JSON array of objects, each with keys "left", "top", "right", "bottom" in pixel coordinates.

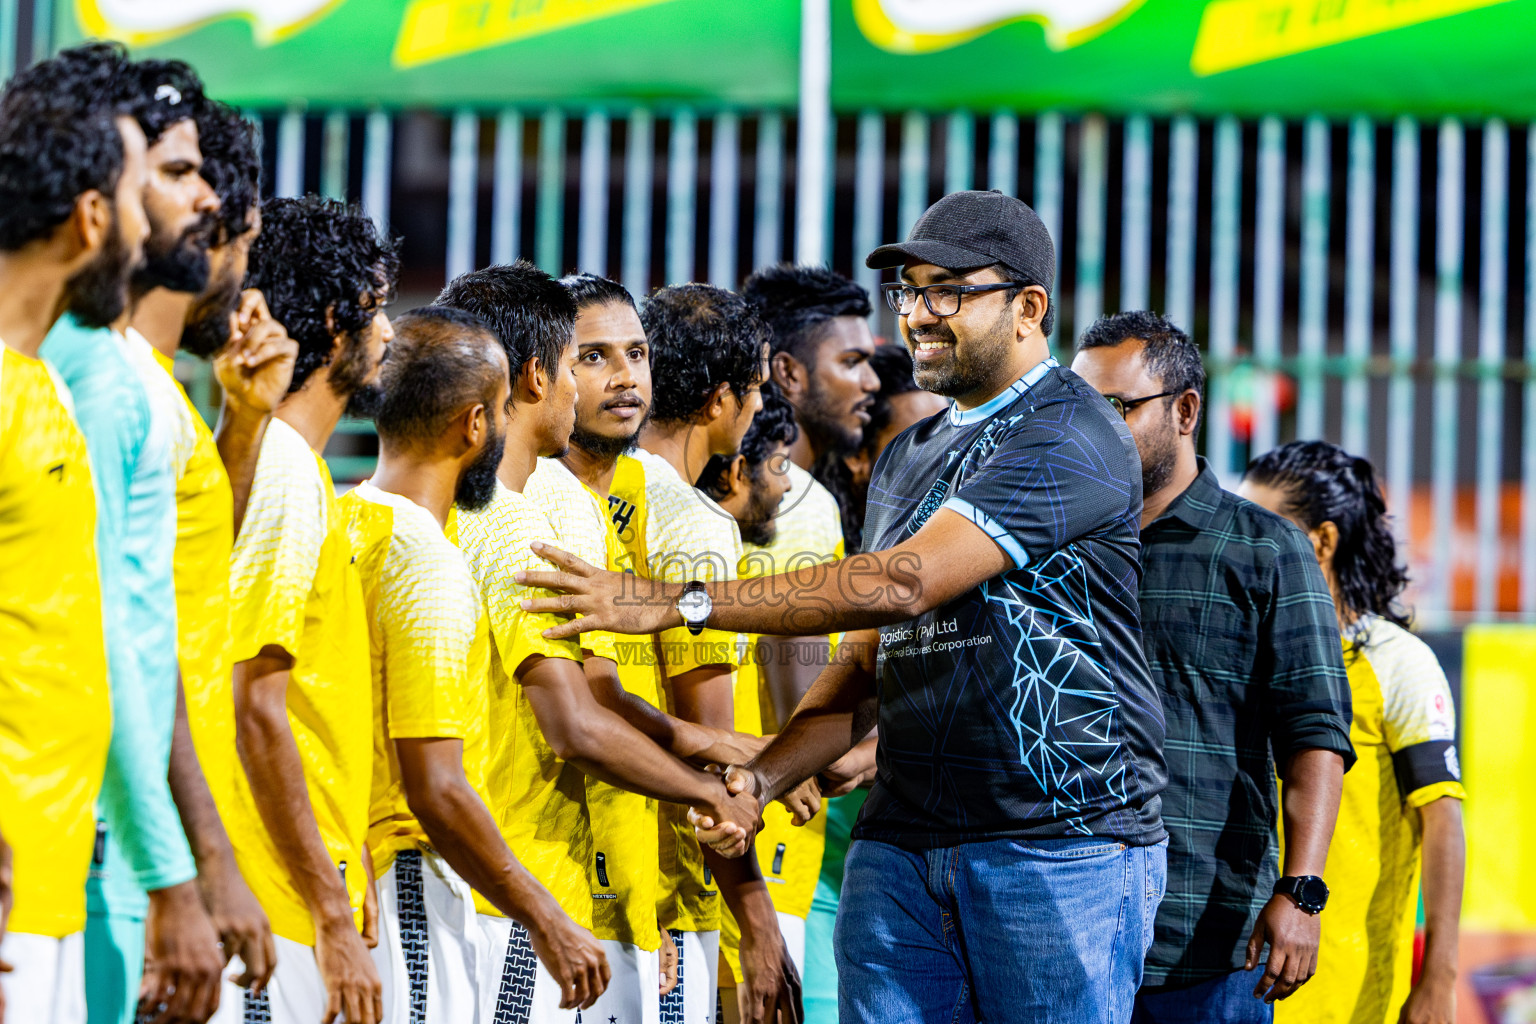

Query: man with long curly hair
[{"left": 217, "top": 195, "right": 398, "bottom": 1024}]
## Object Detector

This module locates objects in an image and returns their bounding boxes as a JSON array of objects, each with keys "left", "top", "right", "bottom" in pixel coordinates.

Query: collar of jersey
[{"left": 947, "top": 357, "right": 1058, "bottom": 426}]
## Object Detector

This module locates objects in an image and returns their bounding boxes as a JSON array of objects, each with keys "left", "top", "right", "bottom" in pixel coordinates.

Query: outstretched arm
[
  {"left": 517, "top": 655, "right": 756, "bottom": 832},
  {"left": 692, "top": 632, "right": 881, "bottom": 858},
  {"left": 583, "top": 657, "right": 766, "bottom": 767},
  {"left": 520, "top": 507, "right": 1009, "bottom": 640}
]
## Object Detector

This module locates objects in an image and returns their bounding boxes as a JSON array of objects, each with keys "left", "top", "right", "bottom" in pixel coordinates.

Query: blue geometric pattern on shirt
[
  {"left": 907, "top": 478, "right": 949, "bottom": 533},
  {"left": 396, "top": 849, "right": 430, "bottom": 1024},
  {"left": 982, "top": 546, "right": 1125, "bottom": 836},
  {"left": 493, "top": 922, "right": 539, "bottom": 1024}
]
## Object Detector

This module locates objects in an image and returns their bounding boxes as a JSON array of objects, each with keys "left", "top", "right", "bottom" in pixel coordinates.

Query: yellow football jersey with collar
[
  {"left": 1277, "top": 616, "right": 1466, "bottom": 1024},
  {"left": 145, "top": 346, "right": 238, "bottom": 813},
  {"left": 224, "top": 417, "right": 373, "bottom": 947},
  {"left": 454, "top": 481, "right": 595, "bottom": 926},
  {"left": 608, "top": 448, "right": 742, "bottom": 934},
  {"left": 526, "top": 458, "right": 662, "bottom": 951},
  {"left": 342, "top": 482, "right": 492, "bottom": 877},
  {"left": 0, "top": 344, "right": 111, "bottom": 938}
]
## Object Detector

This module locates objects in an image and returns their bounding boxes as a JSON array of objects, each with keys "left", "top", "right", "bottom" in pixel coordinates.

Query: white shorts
[
  {"left": 477, "top": 911, "right": 583, "bottom": 1023},
  {"left": 209, "top": 935, "right": 335, "bottom": 1024},
  {"left": 374, "top": 848, "right": 484, "bottom": 1024},
  {"left": 658, "top": 929, "right": 718, "bottom": 1024},
  {"left": 776, "top": 912, "right": 806, "bottom": 980},
  {"left": 584, "top": 939, "right": 661, "bottom": 1024},
  {"left": 0, "top": 930, "right": 86, "bottom": 1024}
]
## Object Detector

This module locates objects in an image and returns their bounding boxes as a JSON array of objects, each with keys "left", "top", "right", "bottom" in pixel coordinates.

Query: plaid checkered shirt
[{"left": 1138, "top": 459, "right": 1354, "bottom": 989}]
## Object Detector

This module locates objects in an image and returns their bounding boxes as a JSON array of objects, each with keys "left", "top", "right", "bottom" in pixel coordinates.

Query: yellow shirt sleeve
[
  {"left": 457, "top": 487, "right": 584, "bottom": 677},
  {"left": 228, "top": 421, "right": 326, "bottom": 664},
  {"left": 378, "top": 519, "right": 485, "bottom": 739},
  {"left": 1366, "top": 619, "right": 1467, "bottom": 806}
]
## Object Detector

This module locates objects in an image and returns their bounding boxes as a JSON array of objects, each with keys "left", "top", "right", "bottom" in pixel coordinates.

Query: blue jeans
[
  {"left": 835, "top": 836, "right": 1167, "bottom": 1024},
  {"left": 1133, "top": 966, "right": 1274, "bottom": 1023}
]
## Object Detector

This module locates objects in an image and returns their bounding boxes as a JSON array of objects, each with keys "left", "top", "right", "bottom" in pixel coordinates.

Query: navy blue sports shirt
[{"left": 855, "top": 358, "right": 1167, "bottom": 847}]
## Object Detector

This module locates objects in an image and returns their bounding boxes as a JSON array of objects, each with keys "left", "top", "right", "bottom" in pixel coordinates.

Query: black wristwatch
[
  {"left": 1273, "top": 875, "right": 1329, "bottom": 915},
  {"left": 677, "top": 580, "right": 712, "bottom": 636}
]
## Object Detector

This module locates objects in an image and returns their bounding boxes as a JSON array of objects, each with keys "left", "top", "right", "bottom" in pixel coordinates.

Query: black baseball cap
[{"left": 865, "top": 190, "right": 1056, "bottom": 291}]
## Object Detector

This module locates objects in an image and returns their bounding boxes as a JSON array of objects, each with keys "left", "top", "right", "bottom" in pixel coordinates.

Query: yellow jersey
[
  {"left": 454, "top": 481, "right": 595, "bottom": 926},
  {"left": 607, "top": 449, "right": 741, "bottom": 934},
  {"left": 145, "top": 345, "right": 238, "bottom": 813},
  {"left": 0, "top": 345, "right": 111, "bottom": 938},
  {"left": 1277, "top": 616, "right": 1466, "bottom": 1024},
  {"left": 723, "top": 461, "right": 842, "bottom": 980},
  {"left": 527, "top": 459, "right": 662, "bottom": 950},
  {"left": 224, "top": 417, "right": 373, "bottom": 946},
  {"left": 342, "top": 482, "right": 492, "bottom": 877}
]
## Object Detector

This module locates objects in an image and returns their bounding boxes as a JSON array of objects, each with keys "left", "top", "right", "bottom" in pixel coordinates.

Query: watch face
[
  {"left": 678, "top": 588, "right": 711, "bottom": 621},
  {"left": 1298, "top": 877, "right": 1329, "bottom": 910}
]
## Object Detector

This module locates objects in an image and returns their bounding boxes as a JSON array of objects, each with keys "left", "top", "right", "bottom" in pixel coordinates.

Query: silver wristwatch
[{"left": 677, "top": 580, "right": 712, "bottom": 636}]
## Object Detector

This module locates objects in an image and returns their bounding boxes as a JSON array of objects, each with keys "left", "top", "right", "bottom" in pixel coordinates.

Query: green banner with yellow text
[
  {"left": 56, "top": 0, "right": 1536, "bottom": 118},
  {"left": 833, "top": 0, "right": 1536, "bottom": 118}
]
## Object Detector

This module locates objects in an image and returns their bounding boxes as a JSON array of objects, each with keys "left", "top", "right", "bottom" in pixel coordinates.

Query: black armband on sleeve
[{"left": 1391, "top": 740, "right": 1461, "bottom": 799}]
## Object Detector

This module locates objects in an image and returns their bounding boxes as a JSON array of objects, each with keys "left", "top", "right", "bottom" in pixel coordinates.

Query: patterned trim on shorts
[
  {"left": 242, "top": 987, "right": 273, "bottom": 1024},
  {"left": 493, "top": 921, "right": 539, "bottom": 1024},
  {"left": 397, "top": 848, "right": 430, "bottom": 1024},
  {"left": 658, "top": 929, "right": 685, "bottom": 1024}
]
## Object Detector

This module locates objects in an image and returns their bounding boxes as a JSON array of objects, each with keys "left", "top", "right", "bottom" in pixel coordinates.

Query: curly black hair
[
  {"left": 1243, "top": 440, "right": 1411, "bottom": 629},
  {"left": 640, "top": 284, "right": 768, "bottom": 424},
  {"left": 0, "top": 45, "right": 142, "bottom": 250},
  {"left": 1, "top": 42, "right": 133, "bottom": 119},
  {"left": 196, "top": 101, "right": 260, "bottom": 244},
  {"left": 245, "top": 195, "right": 400, "bottom": 393},
  {"left": 1077, "top": 310, "right": 1205, "bottom": 430},
  {"left": 0, "top": 95, "right": 123, "bottom": 251},
  {"left": 118, "top": 58, "right": 207, "bottom": 147},
  {"left": 438, "top": 261, "right": 576, "bottom": 384},
  {"left": 697, "top": 383, "right": 799, "bottom": 500},
  {"left": 372, "top": 306, "right": 504, "bottom": 446},
  {"left": 559, "top": 272, "right": 636, "bottom": 314},
  {"left": 741, "top": 264, "right": 871, "bottom": 366}
]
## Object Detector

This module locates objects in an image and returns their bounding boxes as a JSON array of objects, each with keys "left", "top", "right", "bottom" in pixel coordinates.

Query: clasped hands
[{"left": 689, "top": 767, "right": 823, "bottom": 859}]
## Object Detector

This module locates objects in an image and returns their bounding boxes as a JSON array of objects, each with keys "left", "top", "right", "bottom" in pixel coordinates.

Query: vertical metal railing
[{"left": 149, "top": 101, "right": 1536, "bottom": 624}]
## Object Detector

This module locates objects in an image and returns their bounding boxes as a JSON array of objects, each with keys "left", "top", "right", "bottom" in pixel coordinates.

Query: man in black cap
[{"left": 517, "top": 191, "right": 1169, "bottom": 1023}]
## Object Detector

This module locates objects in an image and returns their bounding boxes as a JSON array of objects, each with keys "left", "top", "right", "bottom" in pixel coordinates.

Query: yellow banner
[
  {"left": 394, "top": 0, "right": 680, "bottom": 67},
  {"left": 1191, "top": 0, "right": 1515, "bottom": 76}
]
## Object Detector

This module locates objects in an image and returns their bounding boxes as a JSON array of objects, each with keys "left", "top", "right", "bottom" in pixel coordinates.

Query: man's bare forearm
[
  {"left": 748, "top": 637, "right": 880, "bottom": 802},
  {"left": 399, "top": 745, "right": 565, "bottom": 932},
  {"left": 233, "top": 661, "right": 353, "bottom": 925},
  {"left": 1417, "top": 797, "right": 1465, "bottom": 981},
  {"left": 1278, "top": 748, "right": 1345, "bottom": 876},
  {"left": 215, "top": 407, "right": 271, "bottom": 539},
  {"left": 523, "top": 658, "right": 730, "bottom": 812},
  {"left": 167, "top": 678, "right": 240, "bottom": 873}
]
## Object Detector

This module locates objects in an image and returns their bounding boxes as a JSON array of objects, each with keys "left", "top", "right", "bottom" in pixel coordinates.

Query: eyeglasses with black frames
[
  {"left": 1104, "top": 391, "right": 1179, "bottom": 419},
  {"left": 880, "top": 280, "right": 1028, "bottom": 318}
]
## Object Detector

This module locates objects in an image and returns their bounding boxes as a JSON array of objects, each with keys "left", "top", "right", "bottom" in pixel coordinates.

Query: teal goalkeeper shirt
[{"left": 41, "top": 315, "right": 195, "bottom": 917}]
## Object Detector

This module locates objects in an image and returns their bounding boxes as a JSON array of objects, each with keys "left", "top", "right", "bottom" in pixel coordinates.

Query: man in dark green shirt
[{"left": 1073, "top": 312, "right": 1354, "bottom": 1023}]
